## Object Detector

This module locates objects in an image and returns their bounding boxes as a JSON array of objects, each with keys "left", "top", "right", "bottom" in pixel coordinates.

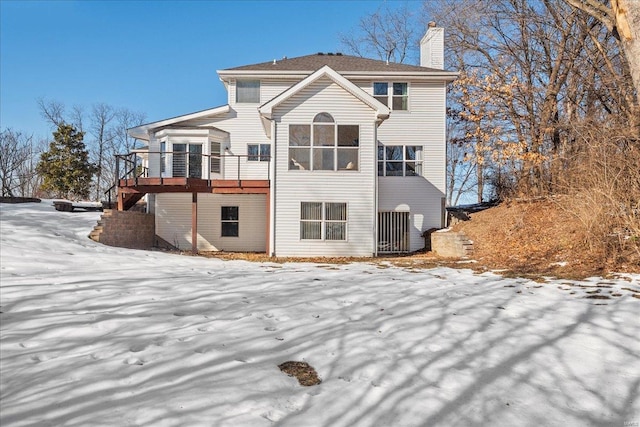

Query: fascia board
[
  {"left": 127, "top": 105, "right": 230, "bottom": 140},
  {"left": 154, "top": 127, "right": 229, "bottom": 139}
]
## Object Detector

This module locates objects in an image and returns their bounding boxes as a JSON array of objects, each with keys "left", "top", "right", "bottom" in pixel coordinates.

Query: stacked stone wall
[
  {"left": 89, "top": 210, "right": 155, "bottom": 250},
  {"left": 431, "top": 231, "right": 474, "bottom": 258}
]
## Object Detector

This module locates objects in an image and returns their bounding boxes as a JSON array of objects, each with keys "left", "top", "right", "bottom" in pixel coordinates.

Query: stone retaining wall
[
  {"left": 89, "top": 209, "right": 155, "bottom": 250},
  {"left": 431, "top": 230, "right": 474, "bottom": 258}
]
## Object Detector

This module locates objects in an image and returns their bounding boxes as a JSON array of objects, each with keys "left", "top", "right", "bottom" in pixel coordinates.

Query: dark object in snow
[
  {"left": 278, "top": 361, "right": 321, "bottom": 386},
  {"left": 53, "top": 200, "right": 103, "bottom": 212},
  {"left": 0, "top": 197, "right": 41, "bottom": 204}
]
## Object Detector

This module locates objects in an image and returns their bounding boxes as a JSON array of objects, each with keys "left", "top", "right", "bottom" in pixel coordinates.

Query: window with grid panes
[
  {"left": 377, "top": 145, "right": 423, "bottom": 176},
  {"left": 289, "top": 113, "right": 359, "bottom": 171},
  {"left": 300, "top": 202, "right": 347, "bottom": 240}
]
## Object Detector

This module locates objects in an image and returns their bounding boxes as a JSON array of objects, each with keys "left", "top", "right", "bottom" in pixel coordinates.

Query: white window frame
[
  {"left": 377, "top": 144, "right": 423, "bottom": 177},
  {"left": 171, "top": 142, "right": 203, "bottom": 179},
  {"left": 300, "top": 201, "right": 347, "bottom": 241},
  {"left": 373, "top": 82, "right": 409, "bottom": 111},
  {"left": 236, "top": 80, "right": 260, "bottom": 103},
  {"left": 247, "top": 143, "right": 271, "bottom": 161},
  {"left": 288, "top": 113, "right": 359, "bottom": 171},
  {"left": 210, "top": 141, "right": 221, "bottom": 174}
]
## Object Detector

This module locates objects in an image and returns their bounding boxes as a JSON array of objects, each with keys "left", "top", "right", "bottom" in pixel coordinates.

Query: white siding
[
  {"left": 183, "top": 79, "right": 299, "bottom": 181},
  {"left": 156, "top": 193, "right": 266, "bottom": 252},
  {"left": 272, "top": 77, "right": 378, "bottom": 257},
  {"left": 378, "top": 177, "right": 444, "bottom": 252},
  {"left": 357, "top": 78, "right": 448, "bottom": 244},
  {"left": 156, "top": 193, "right": 192, "bottom": 249}
]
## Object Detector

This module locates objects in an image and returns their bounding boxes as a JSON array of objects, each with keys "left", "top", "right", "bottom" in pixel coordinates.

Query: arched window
[
  {"left": 288, "top": 113, "right": 359, "bottom": 171},
  {"left": 313, "top": 112, "right": 334, "bottom": 123}
]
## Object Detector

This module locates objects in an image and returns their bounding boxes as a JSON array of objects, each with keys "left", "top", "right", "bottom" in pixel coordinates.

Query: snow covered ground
[{"left": 1, "top": 201, "right": 638, "bottom": 427}]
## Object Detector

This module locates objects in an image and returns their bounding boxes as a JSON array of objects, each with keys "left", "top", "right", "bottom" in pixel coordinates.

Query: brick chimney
[{"left": 420, "top": 22, "right": 444, "bottom": 69}]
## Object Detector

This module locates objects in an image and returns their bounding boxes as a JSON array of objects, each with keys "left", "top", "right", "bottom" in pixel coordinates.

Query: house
[{"left": 123, "top": 25, "right": 457, "bottom": 257}]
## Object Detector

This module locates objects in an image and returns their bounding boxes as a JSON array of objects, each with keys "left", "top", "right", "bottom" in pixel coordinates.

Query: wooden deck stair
[{"left": 120, "top": 192, "right": 145, "bottom": 211}]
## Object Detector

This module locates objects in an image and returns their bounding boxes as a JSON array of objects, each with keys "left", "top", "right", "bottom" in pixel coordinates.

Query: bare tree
[
  {"left": 564, "top": 0, "right": 640, "bottom": 105},
  {"left": 89, "top": 103, "right": 116, "bottom": 200},
  {"left": 37, "top": 98, "right": 66, "bottom": 128},
  {"left": 0, "top": 129, "right": 38, "bottom": 197},
  {"left": 37, "top": 98, "right": 85, "bottom": 131},
  {"left": 98, "top": 107, "right": 146, "bottom": 200},
  {"left": 112, "top": 108, "right": 146, "bottom": 154},
  {"left": 339, "top": 3, "right": 420, "bottom": 64}
]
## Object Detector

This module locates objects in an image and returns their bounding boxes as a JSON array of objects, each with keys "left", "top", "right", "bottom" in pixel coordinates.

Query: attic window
[{"left": 236, "top": 80, "right": 260, "bottom": 103}]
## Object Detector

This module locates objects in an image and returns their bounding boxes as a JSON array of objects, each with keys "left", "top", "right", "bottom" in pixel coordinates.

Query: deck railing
[{"left": 113, "top": 151, "right": 271, "bottom": 187}]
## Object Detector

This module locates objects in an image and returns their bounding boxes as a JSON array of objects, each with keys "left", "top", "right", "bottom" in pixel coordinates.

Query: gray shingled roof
[{"left": 224, "top": 53, "right": 444, "bottom": 73}]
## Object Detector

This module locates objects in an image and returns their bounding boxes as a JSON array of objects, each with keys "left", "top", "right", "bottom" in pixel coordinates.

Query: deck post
[
  {"left": 192, "top": 192, "right": 198, "bottom": 254},
  {"left": 117, "top": 190, "right": 124, "bottom": 211}
]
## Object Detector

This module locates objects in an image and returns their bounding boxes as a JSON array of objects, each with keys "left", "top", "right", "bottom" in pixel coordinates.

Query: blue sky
[{"left": 1, "top": 0, "right": 421, "bottom": 141}]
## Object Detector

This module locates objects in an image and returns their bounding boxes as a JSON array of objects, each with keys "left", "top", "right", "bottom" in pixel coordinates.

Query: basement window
[
  {"left": 300, "top": 202, "right": 347, "bottom": 241},
  {"left": 221, "top": 206, "right": 239, "bottom": 237}
]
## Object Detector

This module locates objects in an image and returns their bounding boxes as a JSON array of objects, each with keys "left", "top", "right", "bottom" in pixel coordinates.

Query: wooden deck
[
  {"left": 118, "top": 177, "right": 270, "bottom": 194},
  {"left": 114, "top": 177, "right": 272, "bottom": 253},
  {"left": 115, "top": 177, "right": 270, "bottom": 211}
]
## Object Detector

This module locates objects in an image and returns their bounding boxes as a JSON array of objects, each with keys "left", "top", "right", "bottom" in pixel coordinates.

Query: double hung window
[
  {"left": 373, "top": 82, "right": 408, "bottom": 110},
  {"left": 248, "top": 144, "right": 271, "bottom": 161},
  {"left": 377, "top": 145, "right": 423, "bottom": 176},
  {"left": 221, "top": 206, "right": 239, "bottom": 237},
  {"left": 300, "top": 202, "right": 347, "bottom": 241},
  {"left": 289, "top": 113, "right": 359, "bottom": 171}
]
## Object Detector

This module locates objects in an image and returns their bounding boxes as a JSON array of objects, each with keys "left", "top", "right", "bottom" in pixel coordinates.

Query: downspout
[
  {"left": 373, "top": 121, "right": 379, "bottom": 257},
  {"left": 269, "top": 118, "right": 276, "bottom": 257}
]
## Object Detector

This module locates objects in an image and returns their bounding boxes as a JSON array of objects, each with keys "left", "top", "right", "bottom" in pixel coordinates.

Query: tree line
[
  {"left": 341, "top": 0, "right": 639, "bottom": 261},
  {"left": 1, "top": 100, "right": 145, "bottom": 200}
]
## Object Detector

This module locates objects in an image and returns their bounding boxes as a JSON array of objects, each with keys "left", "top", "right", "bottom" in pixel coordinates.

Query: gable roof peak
[{"left": 258, "top": 65, "right": 390, "bottom": 121}]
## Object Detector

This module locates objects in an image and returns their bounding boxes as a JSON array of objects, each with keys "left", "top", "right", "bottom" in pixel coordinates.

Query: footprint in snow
[
  {"left": 264, "top": 326, "right": 277, "bottom": 332},
  {"left": 31, "top": 353, "right": 57, "bottom": 363},
  {"left": 129, "top": 343, "right": 147, "bottom": 353},
  {"left": 123, "top": 357, "right": 145, "bottom": 366},
  {"left": 20, "top": 341, "right": 39, "bottom": 349}
]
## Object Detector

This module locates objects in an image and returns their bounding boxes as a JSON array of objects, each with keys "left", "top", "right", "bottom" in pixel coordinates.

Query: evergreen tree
[{"left": 37, "top": 124, "right": 97, "bottom": 199}]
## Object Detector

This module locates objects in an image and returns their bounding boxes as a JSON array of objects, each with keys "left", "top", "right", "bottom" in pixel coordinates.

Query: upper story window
[
  {"left": 378, "top": 144, "right": 423, "bottom": 176},
  {"left": 248, "top": 143, "right": 271, "bottom": 161},
  {"left": 236, "top": 80, "right": 260, "bottom": 103},
  {"left": 373, "top": 82, "right": 408, "bottom": 110},
  {"left": 289, "top": 113, "right": 359, "bottom": 171}
]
